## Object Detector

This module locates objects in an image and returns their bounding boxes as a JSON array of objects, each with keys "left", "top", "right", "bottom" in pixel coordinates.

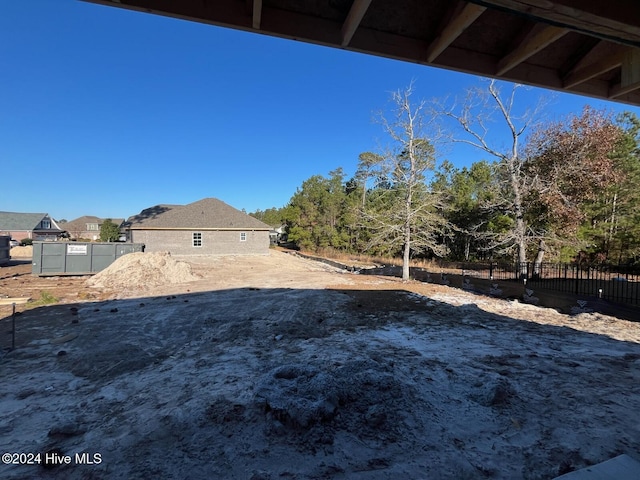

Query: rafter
[
  {"left": 425, "top": 2, "right": 486, "bottom": 63},
  {"left": 341, "top": 0, "right": 373, "bottom": 47},
  {"left": 610, "top": 49, "right": 640, "bottom": 98},
  {"left": 469, "top": 0, "right": 640, "bottom": 47},
  {"left": 563, "top": 48, "right": 628, "bottom": 89},
  {"left": 496, "top": 24, "right": 568, "bottom": 76},
  {"left": 252, "top": 0, "right": 262, "bottom": 30}
]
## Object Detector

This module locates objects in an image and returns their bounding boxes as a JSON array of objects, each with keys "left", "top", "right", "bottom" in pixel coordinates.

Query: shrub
[{"left": 20, "top": 238, "right": 33, "bottom": 246}]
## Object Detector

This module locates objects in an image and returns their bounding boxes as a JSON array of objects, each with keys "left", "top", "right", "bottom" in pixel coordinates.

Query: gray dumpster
[
  {"left": 32, "top": 242, "right": 145, "bottom": 276},
  {"left": 0, "top": 236, "right": 9, "bottom": 266}
]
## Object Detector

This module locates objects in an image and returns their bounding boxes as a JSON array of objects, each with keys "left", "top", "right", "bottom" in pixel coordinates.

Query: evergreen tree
[{"left": 99, "top": 219, "right": 121, "bottom": 242}]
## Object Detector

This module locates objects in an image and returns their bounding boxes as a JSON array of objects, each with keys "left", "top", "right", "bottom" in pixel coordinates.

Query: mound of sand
[
  {"left": 10, "top": 245, "right": 33, "bottom": 258},
  {"left": 85, "top": 251, "right": 200, "bottom": 290}
]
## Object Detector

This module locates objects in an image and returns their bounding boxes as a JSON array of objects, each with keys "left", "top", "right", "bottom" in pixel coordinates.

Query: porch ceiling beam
[
  {"left": 252, "top": 0, "right": 262, "bottom": 30},
  {"left": 341, "top": 0, "right": 373, "bottom": 47},
  {"left": 496, "top": 24, "right": 568, "bottom": 76},
  {"left": 425, "top": 2, "right": 486, "bottom": 63},
  {"left": 468, "top": 0, "right": 640, "bottom": 47},
  {"left": 610, "top": 49, "right": 640, "bottom": 98},
  {"left": 563, "top": 48, "right": 628, "bottom": 89}
]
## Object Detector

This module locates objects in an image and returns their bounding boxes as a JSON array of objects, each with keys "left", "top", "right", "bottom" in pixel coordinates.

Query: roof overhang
[{"left": 83, "top": 0, "right": 640, "bottom": 107}]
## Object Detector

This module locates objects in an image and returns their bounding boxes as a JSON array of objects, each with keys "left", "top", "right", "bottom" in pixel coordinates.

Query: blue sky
[{"left": 2, "top": 1, "right": 638, "bottom": 221}]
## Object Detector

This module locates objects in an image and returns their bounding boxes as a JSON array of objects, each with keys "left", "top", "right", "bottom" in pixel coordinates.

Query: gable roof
[
  {"left": 122, "top": 204, "right": 180, "bottom": 228},
  {"left": 62, "top": 216, "right": 125, "bottom": 232},
  {"left": 126, "top": 198, "right": 270, "bottom": 230},
  {"left": 0, "top": 211, "right": 58, "bottom": 231}
]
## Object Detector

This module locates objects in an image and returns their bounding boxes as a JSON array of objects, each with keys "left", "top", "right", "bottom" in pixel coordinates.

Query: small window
[
  {"left": 193, "top": 232, "right": 202, "bottom": 247},
  {"left": 240, "top": 232, "right": 247, "bottom": 242}
]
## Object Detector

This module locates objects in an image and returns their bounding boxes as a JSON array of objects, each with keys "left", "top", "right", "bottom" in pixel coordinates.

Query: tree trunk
[
  {"left": 402, "top": 238, "right": 410, "bottom": 280},
  {"left": 511, "top": 164, "right": 528, "bottom": 278},
  {"left": 607, "top": 191, "right": 617, "bottom": 255},
  {"left": 533, "top": 239, "right": 546, "bottom": 277}
]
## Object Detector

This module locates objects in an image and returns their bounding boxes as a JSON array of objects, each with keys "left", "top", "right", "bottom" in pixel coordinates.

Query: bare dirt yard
[{"left": 1, "top": 250, "right": 639, "bottom": 479}]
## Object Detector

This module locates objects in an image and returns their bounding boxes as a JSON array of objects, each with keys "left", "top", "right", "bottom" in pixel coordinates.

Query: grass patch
[{"left": 27, "top": 290, "right": 60, "bottom": 308}]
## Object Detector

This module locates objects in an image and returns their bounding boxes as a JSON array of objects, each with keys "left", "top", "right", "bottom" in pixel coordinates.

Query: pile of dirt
[
  {"left": 9, "top": 245, "right": 32, "bottom": 258},
  {"left": 85, "top": 251, "right": 200, "bottom": 290},
  {"left": 254, "top": 360, "right": 421, "bottom": 448}
]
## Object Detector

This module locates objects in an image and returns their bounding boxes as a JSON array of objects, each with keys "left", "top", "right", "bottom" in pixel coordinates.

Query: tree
[
  {"left": 441, "top": 80, "right": 544, "bottom": 270},
  {"left": 99, "top": 219, "right": 121, "bottom": 242},
  {"left": 525, "top": 106, "right": 623, "bottom": 263},
  {"left": 250, "top": 207, "right": 287, "bottom": 227},
  {"left": 432, "top": 159, "right": 498, "bottom": 260},
  {"left": 567, "top": 111, "right": 640, "bottom": 263},
  {"left": 284, "top": 169, "right": 351, "bottom": 251},
  {"left": 361, "top": 83, "right": 448, "bottom": 280}
]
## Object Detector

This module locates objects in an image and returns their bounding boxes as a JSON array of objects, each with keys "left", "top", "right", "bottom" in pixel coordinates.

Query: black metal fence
[{"left": 449, "top": 261, "right": 640, "bottom": 307}]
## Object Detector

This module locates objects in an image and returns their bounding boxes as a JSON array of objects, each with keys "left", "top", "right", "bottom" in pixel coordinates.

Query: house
[
  {"left": 61, "top": 216, "right": 125, "bottom": 241},
  {"left": 0, "top": 211, "right": 66, "bottom": 242},
  {"left": 123, "top": 198, "right": 271, "bottom": 255},
  {"left": 269, "top": 225, "right": 288, "bottom": 245}
]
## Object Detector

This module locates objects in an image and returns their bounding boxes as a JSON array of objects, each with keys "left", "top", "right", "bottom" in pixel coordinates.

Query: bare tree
[
  {"left": 440, "top": 80, "right": 545, "bottom": 271},
  {"left": 361, "top": 83, "right": 447, "bottom": 280}
]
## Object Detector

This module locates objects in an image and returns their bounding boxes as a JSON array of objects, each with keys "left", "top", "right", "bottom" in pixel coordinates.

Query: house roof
[
  {"left": 62, "top": 216, "right": 125, "bottom": 232},
  {"left": 0, "top": 211, "right": 56, "bottom": 231},
  {"left": 122, "top": 204, "right": 181, "bottom": 228},
  {"left": 125, "top": 198, "right": 271, "bottom": 230}
]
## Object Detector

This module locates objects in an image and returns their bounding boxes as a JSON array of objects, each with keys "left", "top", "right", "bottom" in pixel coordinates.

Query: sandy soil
[{"left": 1, "top": 250, "right": 639, "bottom": 479}]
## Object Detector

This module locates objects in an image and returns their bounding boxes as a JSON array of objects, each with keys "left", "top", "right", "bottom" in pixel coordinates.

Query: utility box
[
  {"left": 32, "top": 242, "right": 145, "bottom": 276},
  {"left": 0, "top": 236, "right": 9, "bottom": 266}
]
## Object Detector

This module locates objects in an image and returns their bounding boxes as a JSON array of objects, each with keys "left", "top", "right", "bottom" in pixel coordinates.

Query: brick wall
[{"left": 130, "top": 229, "right": 269, "bottom": 255}]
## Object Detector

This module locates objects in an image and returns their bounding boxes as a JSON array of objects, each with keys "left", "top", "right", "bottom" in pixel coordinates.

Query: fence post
[
  {"left": 12, "top": 303, "right": 16, "bottom": 351},
  {"left": 576, "top": 265, "right": 580, "bottom": 295}
]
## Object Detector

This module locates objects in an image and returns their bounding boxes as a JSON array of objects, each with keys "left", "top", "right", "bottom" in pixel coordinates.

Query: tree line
[{"left": 251, "top": 81, "right": 640, "bottom": 278}]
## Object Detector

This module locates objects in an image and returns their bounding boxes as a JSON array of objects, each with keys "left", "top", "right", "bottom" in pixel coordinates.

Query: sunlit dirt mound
[
  {"left": 10, "top": 245, "right": 33, "bottom": 258},
  {"left": 85, "top": 251, "right": 200, "bottom": 290}
]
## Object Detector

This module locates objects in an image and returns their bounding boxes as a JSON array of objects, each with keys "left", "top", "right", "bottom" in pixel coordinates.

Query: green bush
[{"left": 20, "top": 238, "right": 33, "bottom": 246}]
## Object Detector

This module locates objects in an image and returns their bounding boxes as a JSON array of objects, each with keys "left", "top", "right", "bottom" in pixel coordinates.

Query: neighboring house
[
  {"left": 61, "top": 216, "right": 125, "bottom": 241},
  {"left": 269, "top": 225, "right": 288, "bottom": 245},
  {"left": 123, "top": 198, "right": 271, "bottom": 255},
  {"left": 0, "top": 211, "right": 66, "bottom": 242}
]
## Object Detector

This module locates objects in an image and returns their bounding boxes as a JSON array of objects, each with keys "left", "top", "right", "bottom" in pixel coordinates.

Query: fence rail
[{"left": 445, "top": 261, "right": 640, "bottom": 307}]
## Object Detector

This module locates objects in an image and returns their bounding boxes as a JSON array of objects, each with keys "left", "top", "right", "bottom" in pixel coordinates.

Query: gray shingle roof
[
  {"left": 0, "top": 211, "right": 51, "bottom": 231},
  {"left": 126, "top": 198, "right": 270, "bottom": 230},
  {"left": 62, "top": 216, "right": 125, "bottom": 232}
]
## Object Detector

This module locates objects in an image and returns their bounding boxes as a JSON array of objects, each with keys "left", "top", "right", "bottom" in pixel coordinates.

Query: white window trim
[
  {"left": 192, "top": 232, "right": 203, "bottom": 247},
  {"left": 240, "top": 232, "right": 247, "bottom": 242}
]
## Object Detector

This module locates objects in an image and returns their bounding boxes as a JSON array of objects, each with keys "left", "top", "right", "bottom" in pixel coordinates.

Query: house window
[
  {"left": 87, "top": 223, "right": 100, "bottom": 231},
  {"left": 193, "top": 232, "right": 202, "bottom": 247},
  {"left": 41, "top": 220, "right": 51, "bottom": 229},
  {"left": 240, "top": 232, "right": 247, "bottom": 242}
]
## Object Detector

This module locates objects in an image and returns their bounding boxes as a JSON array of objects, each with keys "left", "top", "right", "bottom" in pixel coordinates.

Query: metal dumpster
[
  {"left": 0, "top": 236, "right": 9, "bottom": 266},
  {"left": 32, "top": 242, "right": 145, "bottom": 276}
]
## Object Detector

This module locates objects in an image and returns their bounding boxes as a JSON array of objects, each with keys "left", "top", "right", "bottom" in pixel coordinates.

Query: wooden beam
[
  {"left": 496, "top": 24, "right": 568, "bottom": 76},
  {"left": 252, "top": 0, "right": 262, "bottom": 30},
  {"left": 610, "top": 49, "right": 640, "bottom": 98},
  {"left": 558, "top": 38, "right": 603, "bottom": 78},
  {"left": 469, "top": 0, "right": 640, "bottom": 46},
  {"left": 563, "top": 49, "right": 628, "bottom": 88},
  {"left": 425, "top": 2, "right": 486, "bottom": 62},
  {"left": 341, "top": 0, "right": 373, "bottom": 47},
  {"left": 610, "top": 80, "right": 640, "bottom": 99}
]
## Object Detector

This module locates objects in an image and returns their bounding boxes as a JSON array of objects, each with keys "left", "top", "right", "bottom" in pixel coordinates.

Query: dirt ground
[{"left": 1, "top": 250, "right": 639, "bottom": 479}]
